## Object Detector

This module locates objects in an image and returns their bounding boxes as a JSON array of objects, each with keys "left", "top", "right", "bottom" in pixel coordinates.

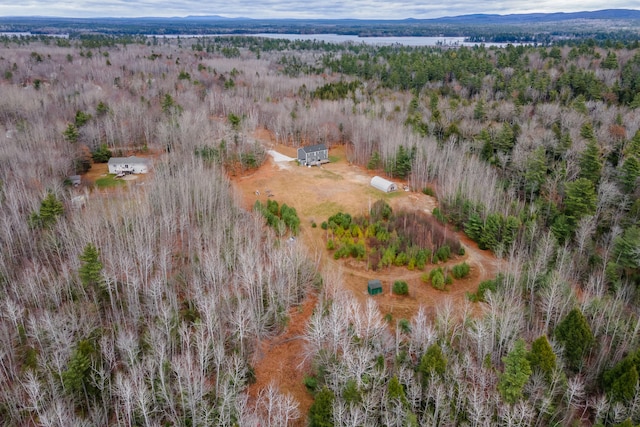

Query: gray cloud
[{"left": 0, "top": 0, "right": 637, "bottom": 19}]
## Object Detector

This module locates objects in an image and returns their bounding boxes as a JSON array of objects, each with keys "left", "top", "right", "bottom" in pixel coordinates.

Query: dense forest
[{"left": 0, "top": 31, "right": 639, "bottom": 426}]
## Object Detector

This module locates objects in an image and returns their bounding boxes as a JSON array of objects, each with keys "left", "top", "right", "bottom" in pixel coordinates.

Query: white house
[
  {"left": 370, "top": 176, "right": 398, "bottom": 193},
  {"left": 107, "top": 156, "right": 152, "bottom": 174}
]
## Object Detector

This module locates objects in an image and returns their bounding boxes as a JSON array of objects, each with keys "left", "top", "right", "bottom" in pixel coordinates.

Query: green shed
[{"left": 368, "top": 279, "right": 383, "bottom": 296}]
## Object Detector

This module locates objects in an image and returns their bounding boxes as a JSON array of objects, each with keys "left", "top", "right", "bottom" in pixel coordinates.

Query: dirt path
[
  {"left": 233, "top": 130, "right": 504, "bottom": 424},
  {"left": 247, "top": 295, "right": 317, "bottom": 426}
]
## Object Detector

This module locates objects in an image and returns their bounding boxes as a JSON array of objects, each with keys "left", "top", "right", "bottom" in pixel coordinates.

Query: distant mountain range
[
  {"left": 3, "top": 8, "right": 639, "bottom": 24},
  {"left": 0, "top": 9, "right": 638, "bottom": 39},
  {"left": 144, "top": 9, "right": 640, "bottom": 24},
  {"left": 431, "top": 9, "right": 640, "bottom": 24}
]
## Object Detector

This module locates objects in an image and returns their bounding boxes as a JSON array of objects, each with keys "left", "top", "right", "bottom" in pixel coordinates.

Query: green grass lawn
[{"left": 95, "top": 174, "right": 126, "bottom": 189}]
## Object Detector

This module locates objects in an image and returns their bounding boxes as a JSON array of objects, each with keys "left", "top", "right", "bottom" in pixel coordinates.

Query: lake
[
  {"left": 151, "top": 33, "right": 521, "bottom": 47},
  {"left": 247, "top": 33, "right": 468, "bottom": 47}
]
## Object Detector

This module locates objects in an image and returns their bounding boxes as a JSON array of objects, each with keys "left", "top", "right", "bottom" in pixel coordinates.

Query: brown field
[{"left": 235, "top": 131, "right": 503, "bottom": 423}]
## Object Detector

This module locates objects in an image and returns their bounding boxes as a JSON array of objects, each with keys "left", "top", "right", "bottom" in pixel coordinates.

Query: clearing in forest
[
  {"left": 233, "top": 138, "right": 501, "bottom": 319},
  {"left": 235, "top": 132, "right": 503, "bottom": 422}
]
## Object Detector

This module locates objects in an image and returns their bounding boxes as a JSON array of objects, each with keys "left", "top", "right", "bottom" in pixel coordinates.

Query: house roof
[
  {"left": 368, "top": 279, "right": 382, "bottom": 289},
  {"left": 108, "top": 156, "right": 151, "bottom": 165},
  {"left": 300, "top": 144, "right": 327, "bottom": 153}
]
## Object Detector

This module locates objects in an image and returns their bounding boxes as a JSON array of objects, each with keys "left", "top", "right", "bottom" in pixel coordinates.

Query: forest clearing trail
[
  {"left": 246, "top": 295, "right": 317, "bottom": 426},
  {"left": 233, "top": 131, "right": 505, "bottom": 424}
]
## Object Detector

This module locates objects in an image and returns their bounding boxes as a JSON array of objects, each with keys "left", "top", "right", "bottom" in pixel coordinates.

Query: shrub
[
  {"left": 303, "top": 375, "right": 318, "bottom": 392},
  {"left": 467, "top": 278, "right": 498, "bottom": 302},
  {"left": 334, "top": 246, "right": 351, "bottom": 259},
  {"left": 394, "top": 251, "right": 409, "bottom": 266},
  {"left": 452, "top": 262, "right": 471, "bottom": 279},
  {"left": 422, "top": 186, "right": 436, "bottom": 197},
  {"left": 416, "top": 249, "right": 430, "bottom": 270},
  {"left": 91, "top": 144, "right": 112, "bottom": 163},
  {"left": 398, "top": 319, "right": 411, "bottom": 333},
  {"left": 392, "top": 280, "right": 409, "bottom": 295},
  {"left": 371, "top": 199, "right": 393, "bottom": 221},
  {"left": 328, "top": 212, "right": 352, "bottom": 229},
  {"left": 445, "top": 274, "right": 453, "bottom": 286},
  {"left": 432, "top": 207, "right": 447, "bottom": 224},
  {"left": 266, "top": 199, "right": 279, "bottom": 216},
  {"left": 434, "top": 245, "right": 451, "bottom": 263},
  {"left": 321, "top": 221, "right": 328, "bottom": 230},
  {"left": 350, "top": 243, "right": 366, "bottom": 259},
  {"left": 428, "top": 268, "right": 446, "bottom": 290}
]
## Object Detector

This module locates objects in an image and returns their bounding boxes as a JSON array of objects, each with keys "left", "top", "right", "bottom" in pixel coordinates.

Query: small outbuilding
[
  {"left": 370, "top": 176, "right": 398, "bottom": 193},
  {"left": 368, "top": 279, "right": 383, "bottom": 296},
  {"left": 297, "top": 144, "right": 329, "bottom": 166},
  {"left": 68, "top": 175, "right": 81, "bottom": 186},
  {"left": 108, "top": 156, "right": 152, "bottom": 174}
]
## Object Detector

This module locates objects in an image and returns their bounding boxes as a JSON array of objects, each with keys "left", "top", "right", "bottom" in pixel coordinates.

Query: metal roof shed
[
  {"left": 368, "top": 279, "right": 383, "bottom": 295},
  {"left": 370, "top": 176, "right": 397, "bottom": 193}
]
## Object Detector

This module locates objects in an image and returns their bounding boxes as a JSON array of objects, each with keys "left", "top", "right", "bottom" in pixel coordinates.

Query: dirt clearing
[
  {"left": 233, "top": 141, "right": 501, "bottom": 318},
  {"left": 233, "top": 132, "right": 503, "bottom": 425}
]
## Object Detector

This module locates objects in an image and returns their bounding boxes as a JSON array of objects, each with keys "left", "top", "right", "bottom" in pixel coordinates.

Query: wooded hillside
[{"left": 0, "top": 34, "right": 639, "bottom": 426}]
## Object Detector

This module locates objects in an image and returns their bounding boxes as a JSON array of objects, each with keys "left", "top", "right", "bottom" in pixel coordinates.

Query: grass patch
[
  {"left": 365, "top": 187, "right": 403, "bottom": 200},
  {"left": 304, "top": 201, "right": 345, "bottom": 217},
  {"left": 314, "top": 169, "right": 343, "bottom": 180},
  {"left": 328, "top": 154, "right": 340, "bottom": 163},
  {"left": 95, "top": 174, "right": 126, "bottom": 189}
]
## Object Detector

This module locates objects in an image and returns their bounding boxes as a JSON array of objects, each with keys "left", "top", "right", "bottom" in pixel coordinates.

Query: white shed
[
  {"left": 108, "top": 156, "right": 152, "bottom": 174},
  {"left": 370, "top": 176, "right": 397, "bottom": 193}
]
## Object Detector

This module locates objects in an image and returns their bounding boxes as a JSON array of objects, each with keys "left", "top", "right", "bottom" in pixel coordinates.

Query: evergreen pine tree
[
  {"left": 388, "top": 375, "right": 409, "bottom": 407},
  {"left": 612, "top": 226, "right": 640, "bottom": 269},
  {"left": 63, "top": 123, "right": 79, "bottom": 143},
  {"left": 308, "top": 387, "right": 335, "bottom": 427},
  {"left": 419, "top": 343, "right": 447, "bottom": 384},
  {"left": 79, "top": 243, "right": 104, "bottom": 289},
  {"left": 495, "top": 122, "right": 515, "bottom": 152},
  {"left": 498, "top": 339, "right": 532, "bottom": 404},
  {"left": 528, "top": 335, "right": 556, "bottom": 381},
  {"left": 524, "top": 146, "right": 547, "bottom": 196},
  {"left": 564, "top": 178, "right": 597, "bottom": 224},
  {"left": 579, "top": 139, "right": 603, "bottom": 185},
  {"left": 619, "top": 156, "right": 640, "bottom": 193},
  {"left": 555, "top": 308, "right": 594, "bottom": 372},
  {"left": 29, "top": 192, "right": 64, "bottom": 229}
]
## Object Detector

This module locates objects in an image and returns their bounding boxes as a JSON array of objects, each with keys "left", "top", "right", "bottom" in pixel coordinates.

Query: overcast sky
[{"left": 1, "top": 0, "right": 637, "bottom": 19}]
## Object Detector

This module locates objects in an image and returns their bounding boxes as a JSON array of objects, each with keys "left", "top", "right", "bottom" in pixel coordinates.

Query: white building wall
[{"left": 371, "top": 176, "right": 397, "bottom": 192}]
